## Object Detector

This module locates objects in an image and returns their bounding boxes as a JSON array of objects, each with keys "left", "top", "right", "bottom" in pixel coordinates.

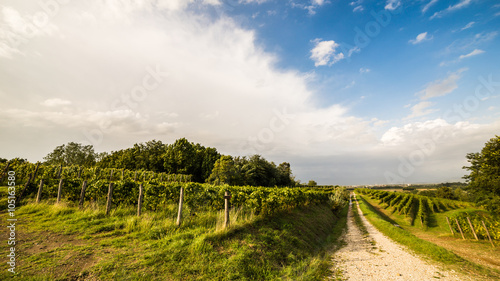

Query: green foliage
[
  {"left": 449, "top": 211, "right": 500, "bottom": 240},
  {"left": 463, "top": 135, "right": 500, "bottom": 214},
  {"left": 5, "top": 162, "right": 343, "bottom": 220},
  {"left": 43, "top": 142, "right": 97, "bottom": 167},
  {"left": 356, "top": 188, "right": 467, "bottom": 229}
]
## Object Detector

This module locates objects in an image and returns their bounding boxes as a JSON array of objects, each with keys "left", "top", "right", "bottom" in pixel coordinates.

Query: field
[
  {"left": 356, "top": 189, "right": 500, "bottom": 278},
  {"left": 0, "top": 163, "right": 350, "bottom": 280}
]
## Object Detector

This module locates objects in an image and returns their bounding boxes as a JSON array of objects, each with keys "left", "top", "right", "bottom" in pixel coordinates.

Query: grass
[
  {"left": 356, "top": 193, "right": 500, "bottom": 279},
  {"left": 350, "top": 198, "right": 369, "bottom": 237},
  {"left": 0, "top": 198, "right": 348, "bottom": 280}
]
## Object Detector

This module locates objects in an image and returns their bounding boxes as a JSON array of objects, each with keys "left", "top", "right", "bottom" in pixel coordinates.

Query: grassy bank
[
  {"left": 355, "top": 193, "right": 500, "bottom": 279},
  {"left": 0, "top": 198, "right": 347, "bottom": 280}
]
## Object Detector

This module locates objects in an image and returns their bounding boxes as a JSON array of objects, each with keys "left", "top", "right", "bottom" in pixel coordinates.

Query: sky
[{"left": 0, "top": 0, "right": 499, "bottom": 185}]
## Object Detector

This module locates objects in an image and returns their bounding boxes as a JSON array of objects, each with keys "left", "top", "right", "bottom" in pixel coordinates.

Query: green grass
[
  {"left": 350, "top": 198, "right": 369, "bottom": 237},
  {"left": 0, "top": 199, "right": 348, "bottom": 280},
  {"left": 356, "top": 193, "right": 500, "bottom": 279}
]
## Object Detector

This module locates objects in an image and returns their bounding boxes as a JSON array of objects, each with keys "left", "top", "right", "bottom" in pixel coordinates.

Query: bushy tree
[
  {"left": 463, "top": 135, "right": 500, "bottom": 214},
  {"left": 44, "top": 142, "right": 97, "bottom": 166}
]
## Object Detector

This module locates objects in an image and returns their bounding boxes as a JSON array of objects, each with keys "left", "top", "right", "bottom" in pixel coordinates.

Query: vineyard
[
  {"left": 1, "top": 162, "right": 344, "bottom": 218},
  {"left": 356, "top": 188, "right": 500, "bottom": 242}
]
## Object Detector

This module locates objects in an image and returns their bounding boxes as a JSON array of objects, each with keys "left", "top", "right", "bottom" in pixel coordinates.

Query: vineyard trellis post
[
  {"left": 224, "top": 191, "right": 231, "bottom": 228},
  {"left": 36, "top": 179, "right": 44, "bottom": 203},
  {"left": 482, "top": 220, "right": 495, "bottom": 248},
  {"left": 455, "top": 219, "right": 465, "bottom": 240},
  {"left": 106, "top": 183, "right": 114, "bottom": 216},
  {"left": 109, "top": 169, "right": 114, "bottom": 182},
  {"left": 137, "top": 183, "right": 144, "bottom": 217},
  {"left": 57, "top": 179, "right": 63, "bottom": 203},
  {"left": 79, "top": 180, "right": 87, "bottom": 208},
  {"left": 18, "top": 162, "right": 40, "bottom": 203},
  {"left": 176, "top": 186, "right": 184, "bottom": 226},
  {"left": 134, "top": 171, "right": 137, "bottom": 181},
  {"left": 78, "top": 167, "right": 82, "bottom": 178},
  {"left": 467, "top": 217, "right": 479, "bottom": 241},
  {"left": 445, "top": 216, "right": 454, "bottom": 236}
]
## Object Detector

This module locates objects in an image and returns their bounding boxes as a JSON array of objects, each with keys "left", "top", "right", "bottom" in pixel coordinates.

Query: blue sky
[{"left": 0, "top": 0, "right": 499, "bottom": 185}]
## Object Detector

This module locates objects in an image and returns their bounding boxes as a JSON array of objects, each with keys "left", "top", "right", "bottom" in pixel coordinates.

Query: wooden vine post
[
  {"left": 224, "top": 191, "right": 231, "bottom": 228},
  {"left": 78, "top": 167, "right": 82, "bottom": 178},
  {"left": 482, "top": 220, "right": 495, "bottom": 248},
  {"left": 445, "top": 216, "right": 454, "bottom": 236},
  {"left": 467, "top": 217, "right": 479, "bottom": 241},
  {"left": 176, "top": 186, "right": 184, "bottom": 226},
  {"left": 36, "top": 179, "right": 44, "bottom": 203},
  {"left": 134, "top": 171, "right": 137, "bottom": 181},
  {"left": 137, "top": 183, "right": 144, "bottom": 217},
  {"left": 18, "top": 162, "right": 40, "bottom": 203},
  {"left": 56, "top": 179, "right": 63, "bottom": 203},
  {"left": 105, "top": 183, "right": 114, "bottom": 216},
  {"left": 109, "top": 169, "right": 114, "bottom": 181},
  {"left": 455, "top": 219, "right": 465, "bottom": 240},
  {"left": 79, "top": 180, "right": 87, "bottom": 208}
]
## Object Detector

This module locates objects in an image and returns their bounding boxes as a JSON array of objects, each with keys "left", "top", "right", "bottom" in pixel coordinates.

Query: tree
[
  {"left": 207, "top": 156, "right": 237, "bottom": 185},
  {"left": 163, "top": 138, "right": 220, "bottom": 182},
  {"left": 308, "top": 180, "right": 317, "bottom": 187},
  {"left": 43, "top": 142, "right": 97, "bottom": 166},
  {"left": 276, "top": 162, "right": 294, "bottom": 186},
  {"left": 463, "top": 135, "right": 500, "bottom": 214},
  {"left": 435, "top": 186, "right": 457, "bottom": 200}
]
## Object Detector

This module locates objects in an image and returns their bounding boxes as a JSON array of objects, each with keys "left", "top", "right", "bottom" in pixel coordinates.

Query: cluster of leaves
[
  {"left": 463, "top": 135, "right": 500, "bottom": 214},
  {"left": 357, "top": 188, "right": 466, "bottom": 228},
  {"left": 206, "top": 155, "right": 294, "bottom": 187},
  {"left": 449, "top": 211, "right": 500, "bottom": 240},
  {"left": 0, "top": 162, "right": 344, "bottom": 217},
  {"left": 21, "top": 138, "right": 297, "bottom": 187}
]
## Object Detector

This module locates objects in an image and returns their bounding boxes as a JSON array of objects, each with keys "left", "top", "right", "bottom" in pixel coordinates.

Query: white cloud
[
  {"left": 405, "top": 101, "right": 438, "bottom": 119},
  {"left": 422, "top": 0, "right": 438, "bottom": 13},
  {"left": 310, "top": 39, "right": 344, "bottom": 66},
  {"left": 240, "top": 0, "right": 268, "bottom": 4},
  {"left": 409, "top": 32, "right": 432, "bottom": 44},
  {"left": 359, "top": 68, "right": 371, "bottom": 73},
  {"left": 312, "top": 0, "right": 326, "bottom": 5},
  {"left": 460, "top": 21, "right": 475, "bottom": 31},
  {"left": 385, "top": 0, "right": 401, "bottom": 11},
  {"left": 430, "top": 0, "right": 472, "bottom": 19},
  {"left": 416, "top": 68, "right": 467, "bottom": 100},
  {"left": 1, "top": 0, "right": 499, "bottom": 186},
  {"left": 41, "top": 98, "right": 72, "bottom": 107},
  {"left": 353, "top": 6, "right": 364, "bottom": 12},
  {"left": 458, "top": 49, "right": 485, "bottom": 60}
]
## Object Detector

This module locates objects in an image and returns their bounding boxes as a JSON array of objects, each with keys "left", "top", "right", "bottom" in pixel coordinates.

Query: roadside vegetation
[
  {"left": 355, "top": 192, "right": 500, "bottom": 279},
  {"left": 0, "top": 193, "right": 348, "bottom": 280}
]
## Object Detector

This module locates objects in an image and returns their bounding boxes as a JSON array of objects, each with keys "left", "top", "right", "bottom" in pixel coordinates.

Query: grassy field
[
  {"left": 0, "top": 190, "right": 348, "bottom": 280},
  {"left": 356, "top": 193, "right": 500, "bottom": 280}
]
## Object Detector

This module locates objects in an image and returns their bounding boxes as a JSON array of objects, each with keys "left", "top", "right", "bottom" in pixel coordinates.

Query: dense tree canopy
[
  {"left": 40, "top": 138, "right": 296, "bottom": 187},
  {"left": 463, "top": 135, "right": 500, "bottom": 214},
  {"left": 207, "top": 155, "right": 295, "bottom": 187},
  {"left": 43, "top": 142, "right": 97, "bottom": 167}
]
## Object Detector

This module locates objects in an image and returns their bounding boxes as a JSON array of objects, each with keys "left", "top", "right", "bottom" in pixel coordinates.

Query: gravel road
[{"left": 330, "top": 195, "right": 472, "bottom": 281}]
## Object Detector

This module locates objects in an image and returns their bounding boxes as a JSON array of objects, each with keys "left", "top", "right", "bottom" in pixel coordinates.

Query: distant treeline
[{"left": 1, "top": 138, "right": 296, "bottom": 187}]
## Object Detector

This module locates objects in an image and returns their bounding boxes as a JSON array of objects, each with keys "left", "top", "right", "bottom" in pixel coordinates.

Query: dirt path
[{"left": 330, "top": 196, "right": 472, "bottom": 281}]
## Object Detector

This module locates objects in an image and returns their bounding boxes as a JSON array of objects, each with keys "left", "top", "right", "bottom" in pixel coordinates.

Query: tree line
[{"left": 2, "top": 138, "right": 296, "bottom": 187}]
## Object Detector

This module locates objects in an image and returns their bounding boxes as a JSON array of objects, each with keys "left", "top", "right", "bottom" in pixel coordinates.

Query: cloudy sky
[{"left": 1, "top": 0, "right": 499, "bottom": 185}]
